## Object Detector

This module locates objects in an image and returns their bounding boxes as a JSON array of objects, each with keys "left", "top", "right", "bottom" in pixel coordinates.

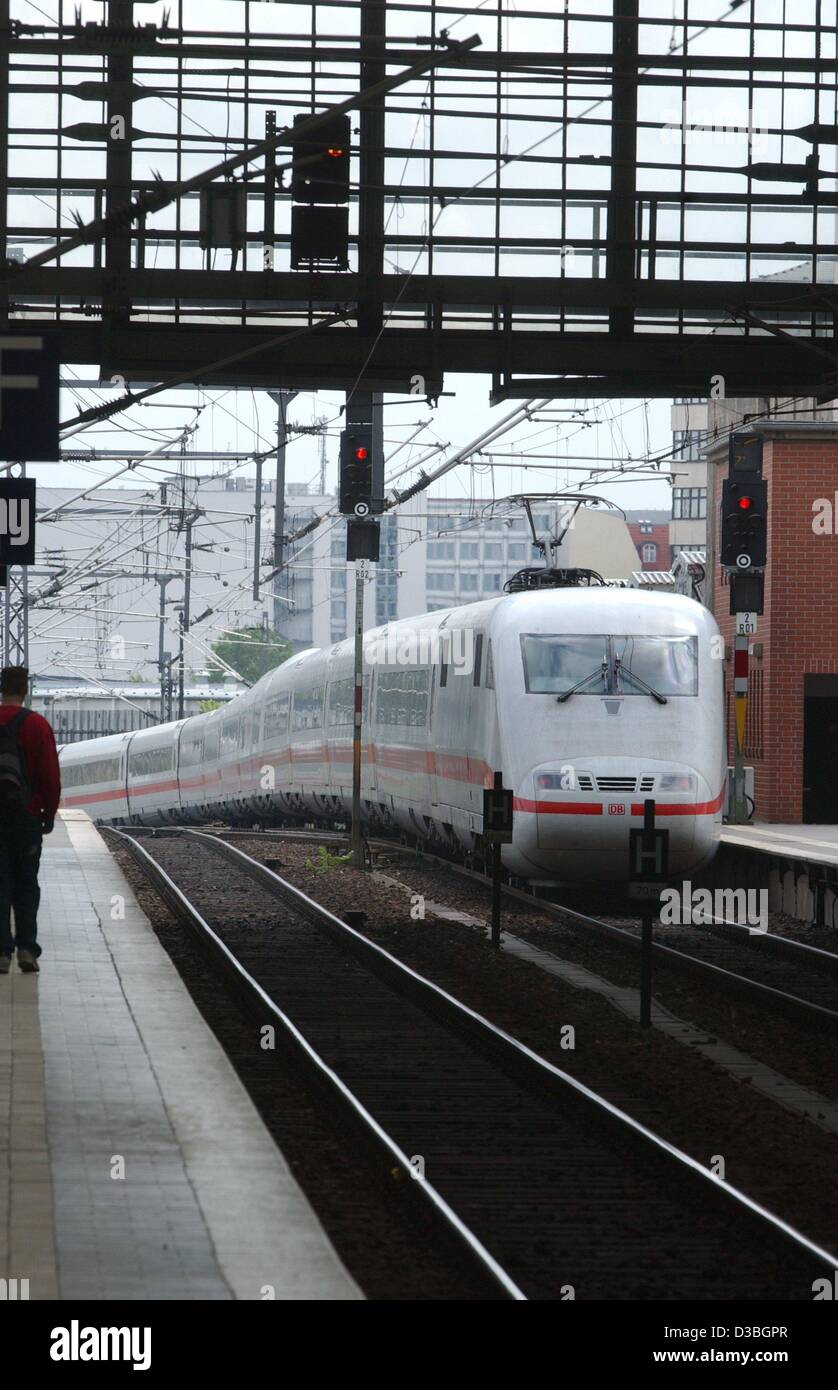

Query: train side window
[
  {"left": 472, "top": 633, "right": 483, "bottom": 687},
  {"left": 485, "top": 639, "right": 495, "bottom": 690},
  {"left": 439, "top": 655, "right": 448, "bottom": 688}
]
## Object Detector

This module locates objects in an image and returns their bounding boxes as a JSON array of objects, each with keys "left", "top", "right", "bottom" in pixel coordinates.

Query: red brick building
[
  {"left": 626, "top": 518, "right": 671, "bottom": 571},
  {"left": 706, "top": 422, "right": 838, "bottom": 823}
]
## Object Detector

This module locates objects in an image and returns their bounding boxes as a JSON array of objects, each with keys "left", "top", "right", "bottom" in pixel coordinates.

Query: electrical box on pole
[{"left": 346, "top": 516, "right": 380, "bottom": 561}]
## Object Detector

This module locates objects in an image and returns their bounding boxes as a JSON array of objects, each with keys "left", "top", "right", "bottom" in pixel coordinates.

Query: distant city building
[
  {"left": 29, "top": 677, "right": 244, "bottom": 745},
  {"left": 27, "top": 480, "right": 641, "bottom": 683},
  {"left": 625, "top": 511, "right": 672, "bottom": 569},
  {"left": 669, "top": 398, "right": 709, "bottom": 556},
  {"left": 624, "top": 512, "right": 672, "bottom": 571}
]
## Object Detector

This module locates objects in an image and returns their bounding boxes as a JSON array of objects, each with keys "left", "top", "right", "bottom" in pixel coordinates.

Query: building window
[
  {"left": 460, "top": 542, "right": 479, "bottom": 560},
  {"left": 642, "top": 542, "right": 657, "bottom": 563},
  {"left": 639, "top": 521, "right": 654, "bottom": 534},
  {"left": 460, "top": 573, "right": 478, "bottom": 591},
  {"left": 428, "top": 572, "right": 455, "bottom": 590},
  {"left": 484, "top": 542, "right": 502, "bottom": 560},
  {"left": 672, "top": 487, "right": 707, "bottom": 520},
  {"left": 482, "top": 573, "right": 501, "bottom": 592},
  {"left": 428, "top": 541, "right": 456, "bottom": 559},
  {"left": 508, "top": 543, "right": 526, "bottom": 560},
  {"left": 673, "top": 430, "right": 705, "bottom": 461}
]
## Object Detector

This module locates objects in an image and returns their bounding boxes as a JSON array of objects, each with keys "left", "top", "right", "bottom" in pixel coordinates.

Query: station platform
[
  {"left": 717, "top": 823, "right": 838, "bottom": 927},
  {"left": 722, "top": 823, "right": 838, "bottom": 867},
  {"left": 1, "top": 811, "right": 361, "bottom": 1301}
]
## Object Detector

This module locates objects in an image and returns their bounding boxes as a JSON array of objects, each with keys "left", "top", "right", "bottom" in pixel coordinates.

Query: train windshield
[
  {"left": 521, "top": 634, "right": 698, "bottom": 696},
  {"left": 612, "top": 636, "right": 698, "bottom": 696},
  {"left": 521, "top": 635, "right": 609, "bottom": 694}
]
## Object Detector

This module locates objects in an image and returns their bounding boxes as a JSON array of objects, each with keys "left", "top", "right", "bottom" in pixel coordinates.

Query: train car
[
  {"left": 126, "top": 719, "right": 185, "bottom": 823},
  {"left": 58, "top": 586, "right": 725, "bottom": 885},
  {"left": 60, "top": 731, "right": 133, "bottom": 822}
]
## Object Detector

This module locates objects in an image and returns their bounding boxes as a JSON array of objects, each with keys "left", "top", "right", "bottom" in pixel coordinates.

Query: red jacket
[{"left": 0, "top": 704, "right": 62, "bottom": 819}]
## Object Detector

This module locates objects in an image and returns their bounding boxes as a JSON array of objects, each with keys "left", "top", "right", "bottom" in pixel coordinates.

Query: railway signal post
[
  {"left": 483, "top": 773, "right": 514, "bottom": 948},
  {"left": 720, "top": 434, "right": 767, "bottom": 824},
  {"left": 340, "top": 392, "right": 384, "bottom": 868},
  {"left": 629, "top": 800, "right": 669, "bottom": 1027}
]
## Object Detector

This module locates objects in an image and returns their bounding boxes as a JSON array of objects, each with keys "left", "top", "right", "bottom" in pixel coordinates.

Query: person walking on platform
[{"left": 0, "top": 666, "right": 61, "bottom": 974}]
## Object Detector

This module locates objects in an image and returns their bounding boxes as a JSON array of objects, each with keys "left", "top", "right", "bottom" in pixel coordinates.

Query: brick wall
[{"left": 710, "top": 429, "right": 838, "bottom": 821}]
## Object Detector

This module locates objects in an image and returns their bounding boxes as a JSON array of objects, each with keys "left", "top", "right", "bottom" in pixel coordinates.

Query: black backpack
[{"left": 0, "top": 709, "right": 31, "bottom": 810}]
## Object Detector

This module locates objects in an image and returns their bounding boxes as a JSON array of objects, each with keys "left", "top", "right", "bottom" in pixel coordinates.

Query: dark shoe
[
  {"left": 17, "top": 950, "right": 39, "bottom": 974},
  {"left": 0, "top": 956, "right": 10, "bottom": 975}
]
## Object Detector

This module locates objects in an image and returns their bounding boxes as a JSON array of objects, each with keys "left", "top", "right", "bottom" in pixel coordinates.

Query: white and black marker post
[
  {"left": 483, "top": 772, "right": 514, "bottom": 949},
  {"left": 629, "top": 799, "right": 669, "bottom": 1027},
  {"left": 351, "top": 558, "right": 366, "bottom": 869}
]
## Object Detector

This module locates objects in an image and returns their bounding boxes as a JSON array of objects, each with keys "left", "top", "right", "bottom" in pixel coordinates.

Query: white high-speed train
[{"left": 59, "top": 588, "right": 725, "bottom": 884}]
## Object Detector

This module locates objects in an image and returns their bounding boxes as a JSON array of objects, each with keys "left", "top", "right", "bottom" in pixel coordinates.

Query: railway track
[
  {"left": 313, "top": 831, "right": 838, "bottom": 1032},
  {"left": 109, "top": 825, "right": 836, "bottom": 1301},
  {"left": 203, "top": 826, "right": 838, "bottom": 1032},
  {"left": 566, "top": 906, "right": 838, "bottom": 1029}
]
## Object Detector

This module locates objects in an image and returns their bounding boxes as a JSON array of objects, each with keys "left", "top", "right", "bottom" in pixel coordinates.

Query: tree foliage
[{"left": 209, "top": 626, "right": 293, "bottom": 685}]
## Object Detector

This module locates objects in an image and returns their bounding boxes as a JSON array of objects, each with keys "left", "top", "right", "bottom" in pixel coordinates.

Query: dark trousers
[{"left": 0, "top": 811, "right": 43, "bottom": 958}]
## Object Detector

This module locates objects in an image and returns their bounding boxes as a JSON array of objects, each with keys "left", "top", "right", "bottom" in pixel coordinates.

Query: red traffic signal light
[
  {"left": 291, "top": 113, "right": 351, "bottom": 205},
  {"left": 720, "top": 475, "right": 767, "bottom": 568},
  {"left": 339, "top": 428, "right": 378, "bottom": 515}
]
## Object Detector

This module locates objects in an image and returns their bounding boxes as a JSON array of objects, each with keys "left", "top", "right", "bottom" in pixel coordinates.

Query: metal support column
[
  {"left": 0, "top": 0, "right": 10, "bottom": 324},
  {"left": 104, "top": 0, "right": 134, "bottom": 323},
  {"left": 253, "top": 452, "right": 263, "bottom": 601},
  {"left": 2, "top": 562, "right": 28, "bottom": 667},
  {"left": 177, "top": 513, "right": 194, "bottom": 720},
  {"left": 1, "top": 461, "right": 28, "bottom": 667},
  {"left": 358, "top": 0, "right": 386, "bottom": 339},
  {"left": 608, "top": 0, "right": 639, "bottom": 340},
  {"left": 268, "top": 389, "right": 297, "bottom": 634}
]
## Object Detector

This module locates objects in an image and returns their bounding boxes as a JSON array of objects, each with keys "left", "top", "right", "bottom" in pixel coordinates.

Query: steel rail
[
  {"left": 156, "top": 824, "right": 838, "bottom": 994},
  {"left": 115, "top": 824, "right": 838, "bottom": 1280},
  {"left": 108, "top": 826, "right": 526, "bottom": 1302},
  {"left": 364, "top": 838, "right": 838, "bottom": 1033}
]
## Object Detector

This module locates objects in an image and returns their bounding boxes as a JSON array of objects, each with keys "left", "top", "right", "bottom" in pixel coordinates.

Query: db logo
[{"left": 608, "top": 803, "right": 626, "bottom": 815}]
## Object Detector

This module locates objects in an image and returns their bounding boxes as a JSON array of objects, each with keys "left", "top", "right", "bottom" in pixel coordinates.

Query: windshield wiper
[
  {"left": 555, "top": 662, "right": 608, "bottom": 703},
  {"left": 614, "top": 657, "right": 668, "bottom": 705}
]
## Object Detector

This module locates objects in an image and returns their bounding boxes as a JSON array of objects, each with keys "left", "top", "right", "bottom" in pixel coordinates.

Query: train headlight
[{"left": 659, "top": 774, "right": 696, "bottom": 792}]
